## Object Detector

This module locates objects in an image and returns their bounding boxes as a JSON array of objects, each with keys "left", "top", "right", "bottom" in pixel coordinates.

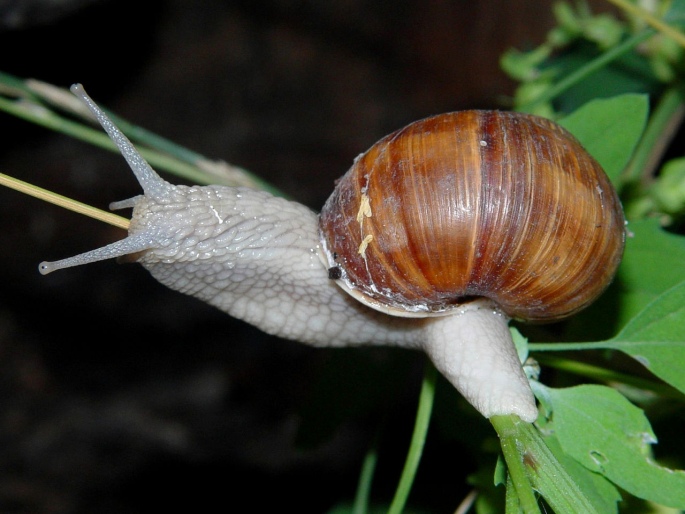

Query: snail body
[{"left": 40, "top": 86, "right": 626, "bottom": 423}]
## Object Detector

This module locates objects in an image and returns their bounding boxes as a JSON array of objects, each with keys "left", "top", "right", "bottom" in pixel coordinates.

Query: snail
[{"left": 39, "top": 85, "right": 626, "bottom": 423}]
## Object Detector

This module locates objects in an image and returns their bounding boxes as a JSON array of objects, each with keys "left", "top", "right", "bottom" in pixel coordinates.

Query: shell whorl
[{"left": 319, "top": 110, "right": 625, "bottom": 322}]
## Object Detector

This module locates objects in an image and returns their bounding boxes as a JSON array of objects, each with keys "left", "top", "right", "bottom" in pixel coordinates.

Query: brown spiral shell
[{"left": 318, "top": 111, "right": 625, "bottom": 321}]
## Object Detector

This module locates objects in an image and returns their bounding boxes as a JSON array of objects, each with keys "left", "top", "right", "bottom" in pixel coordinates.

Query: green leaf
[
  {"left": 500, "top": 46, "right": 552, "bottom": 81},
  {"left": 604, "top": 280, "right": 685, "bottom": 395},
  {"left": 616, "top": 218, "right": 685, "bottom": 326},
  {"left": 547, "top": 384, "right": 685, "bottom": 508},
  {"left": 665, "top": 0, "right": 685, "bottom": 24},
  {"left": 614, "top": 281, "right": 685, "bottom": 340},
  {"left": 542, "top": 433, "right": 620, "bottom": 514},
  {"left": 504, "top": 475, "right": 522, "bottom": 514},
  {"left": 650, "top": 157, "right": 685, "bottom": 214},
  {"left": 543, "top": 41, "right": 659, "bottom": 116},
  {"left": 494, "top": 455, "right": 507, "bottom": 486},
  {"left": 511, "top": 326, "right": 529, "bottom": 364},
  {"left": 583, "top": 15, "right": 625, "bottom": 50},
  {"left": 562, "top": 218, "right": 685, "bottom": 340},
  {"left": 559, "top": 94, "right": 648, "bottom": 185},
  {"left": 491, "top": 415, "right": 602, "bottom": 514}
]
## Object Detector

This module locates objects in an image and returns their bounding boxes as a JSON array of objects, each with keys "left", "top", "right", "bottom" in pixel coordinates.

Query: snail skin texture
[{"left": 40, "top": 85, "right": 626, "bottom": 424}]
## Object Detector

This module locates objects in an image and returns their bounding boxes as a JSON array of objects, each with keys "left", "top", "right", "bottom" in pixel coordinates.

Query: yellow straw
[{"left": 0, "top": 172, "right": 130, "bottom": 230}]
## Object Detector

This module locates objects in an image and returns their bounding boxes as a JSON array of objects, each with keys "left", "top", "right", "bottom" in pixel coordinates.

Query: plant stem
[
  {"left": 352, "top": 434, "right": 380, "bottom": 514},
  {"left": 622, "top": 84, "right": 685, "bottom": 186},
  {"left": 490, "top": 415, "right": 541, "bottom": 514},
  {"left": 491, "top": 415, "right": 601, "bottom": 514},
  {"left": 528, "top": 340, "right": 612, "bottom": 352},
  {"left": 518, "top": 29, "right": 654, "bottom": 113},
  {"left": 504, "top": 474, "right": 522, "bottom": 513},
  {"left": 534, "top": 354, "right": 684, "bottom": 400},
  {"left": 605, "top": 0, "right": 685, "bottom": 48},
  {"left": 0, "top": 74, "right": 289, "bottom": 197},
  {"left": 0, "top": 95, "right": 222, "bottom": 185},
  {"left": 386, "top": 360, "right": 437, "bottom": 514},
  {"left": 0, "top": 172, "right": 130, "bottom": 229}
]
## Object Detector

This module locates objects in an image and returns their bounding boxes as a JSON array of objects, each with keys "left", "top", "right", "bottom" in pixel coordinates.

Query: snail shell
[{"left": 319, "top": 110, "right": 625, "bottom": 321}]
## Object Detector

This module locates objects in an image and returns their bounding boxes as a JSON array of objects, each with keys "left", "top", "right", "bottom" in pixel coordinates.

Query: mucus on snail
[{"left": 40, "top": 85, "right": 626, "bottom": 423}]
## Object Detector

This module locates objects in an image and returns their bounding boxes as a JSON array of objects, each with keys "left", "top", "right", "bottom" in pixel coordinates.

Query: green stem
[
  {"left": 491, "top": 415, "right": 601, "bottom": 514},
  {"left": 0, "top": 77, "right": 288, "bottom": 197},
  {"left": 518, "top": 29, "right": 654, "bottom": 113},
  {"left": 0, "top": 95, "right": 225, "bottom": 184},
  {"left": 352, "top": 433, "right": 380, "bottom": 514},
  {"left": 386, "top": 360, "right": 438, "bottom": 514},
  {"left": 605, "top": 0, "right": 685, "bottom": 48},
  {"left": 504, "top": 474, "right": 521, "bottom": 513},
  {"left": 534, "top": 354, "right": 684, "bottom": 400},
  {"left": 106, "top": 112, "right": 208, "bottom": 165},
  {"left": 528, "top": 340, "right": 613, "bottom": 352},
  {"left": 490, "top": 415, "right": 541, "bottom": 514},
  {"left": 104, "top": 109, "right": 287, "bottom": 195},
  {"left": 622, "top": 84, "right": 685, "bottom": 186}
]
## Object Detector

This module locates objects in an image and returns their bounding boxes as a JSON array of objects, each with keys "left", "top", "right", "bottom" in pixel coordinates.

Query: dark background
[{"left": 0, "top": 1, "right": 615, "bottom": 512}]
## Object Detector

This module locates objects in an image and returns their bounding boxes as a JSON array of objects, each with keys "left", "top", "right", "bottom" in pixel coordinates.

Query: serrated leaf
[
  {"left": 547, "top": 385, "right": 685, "bottom": 508},
  {"left": 604, "top": 280, "right": 685, "bottom": 395},
  {"left": 559, "top": 94, "right": 648, "bottom": 185}
]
